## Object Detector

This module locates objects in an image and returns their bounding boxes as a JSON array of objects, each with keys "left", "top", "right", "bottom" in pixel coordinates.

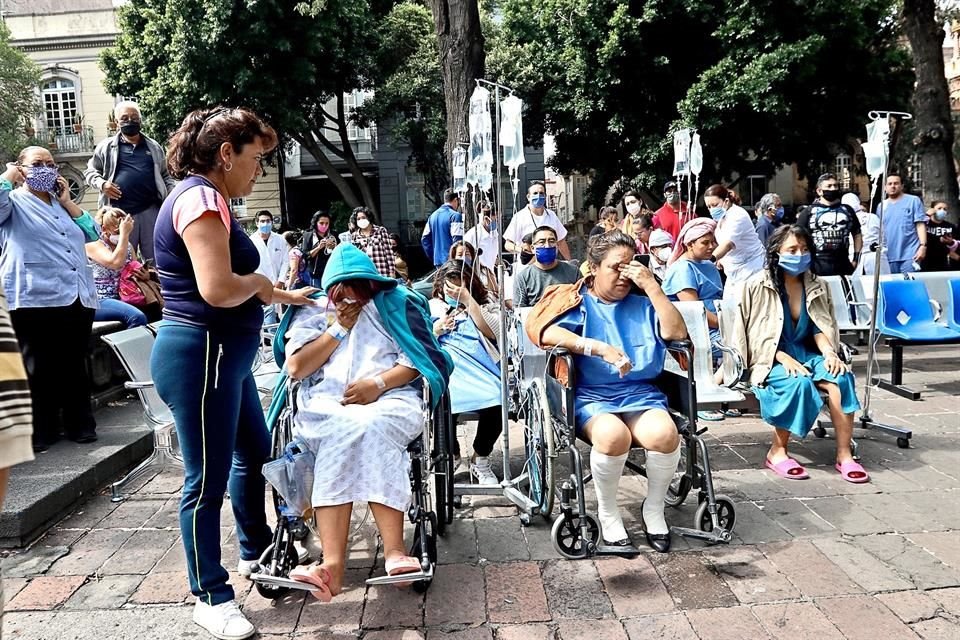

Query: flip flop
[
  {"left": 698, "top": 410, "right": 725, "bottom": 422},
  {"left": 722, "top": 408, "right": 742, "bottom": 418},
  {"left": 835, "top": 460, "right": 870, "bottom": 484},
  {"left": 764, "top": 457, "right": 810, "bottom": 480},
  {"left": 290, "top": 565, "right": 333, "bottom": 602},
  {"left": 384, "top": 555, "right": 423, "bottom": 588}
]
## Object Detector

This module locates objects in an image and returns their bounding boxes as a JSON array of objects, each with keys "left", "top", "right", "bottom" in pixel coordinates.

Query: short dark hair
[
  {"left": 816, "top": 173, "right": 838, "bottom": 189},
  {"left": 256, "top": 210, "right": 273, "bottom": 221},
  {"left": 443, "top": 188, "right": 459, "bottom": 203},
  {"left": 475, "top": 199, "right": 492, "bottom": 214},
  {"left": 528, "top": 180, "right": 546, "bottom": 194},
  {"left": 166, "top": 106, "right": 277, "bottom": 180},
  {"left": 532, "top": 225, "right": 557, "bottom": 241},
  {"left": 886, "top": 172, "right": 903, "bottom": 182}
]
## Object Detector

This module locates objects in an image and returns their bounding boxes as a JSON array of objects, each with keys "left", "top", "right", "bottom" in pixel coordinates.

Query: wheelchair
[
  {"left": 522, "top": 341, "right": 736, "bottom": 559},
  {"left": 251, "top": 312, "right": 455, "bottom": 598}
]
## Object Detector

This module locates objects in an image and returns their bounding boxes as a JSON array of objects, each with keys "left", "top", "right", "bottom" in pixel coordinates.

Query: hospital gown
[
  {"left": 553, "top": 289, "right": 669, "bottom": 432},
  {"left": 285, "top": 301, "right": 423, "bottom": 512}
]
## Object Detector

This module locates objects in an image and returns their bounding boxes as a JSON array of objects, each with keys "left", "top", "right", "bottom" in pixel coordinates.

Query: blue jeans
[
  {"left": 95, "top": 297, "right": 147, "bottom": 328},
  {"left": 888, "top": 259, "right": 918, "bottom": 275},
  {"left": 152, "top": 322, "right": 272, "bottom": 606}
]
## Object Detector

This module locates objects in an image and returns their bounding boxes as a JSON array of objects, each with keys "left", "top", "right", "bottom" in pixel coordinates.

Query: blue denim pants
[
  {"left": 95, "top": 297, "right": 147, "bottom": 328},
  {"left": 152, "top": 321, "right": 272, "bottom": 605}
]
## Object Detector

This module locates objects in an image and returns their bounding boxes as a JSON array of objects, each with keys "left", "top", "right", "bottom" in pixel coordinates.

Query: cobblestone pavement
[{"left": 2, "top": 347, "right": 959, "bottom": 639}]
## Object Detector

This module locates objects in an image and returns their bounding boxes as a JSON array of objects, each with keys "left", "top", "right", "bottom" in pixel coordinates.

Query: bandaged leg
[
  {"left": 590, "top": 450, "right": 629, "bottom": 542},
  {"left": 642, "top": 443, "right": 682, "bottom": 535}
]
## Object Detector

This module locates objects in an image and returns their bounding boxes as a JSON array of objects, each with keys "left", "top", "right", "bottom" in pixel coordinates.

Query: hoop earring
[{"left": 224, "top": 162, "right": 233, "bottom": 172}]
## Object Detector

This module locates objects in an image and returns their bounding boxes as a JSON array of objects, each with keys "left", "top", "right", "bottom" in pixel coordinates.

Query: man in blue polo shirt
[
  {"left": 875, "top": 173, "right": 928, "bottom": 274},
  {"left": 84, "top": 101, "right": 176, "bottom": 262},
  {"left": 422, "top": 188, "right": 464, "bottom": 266}
]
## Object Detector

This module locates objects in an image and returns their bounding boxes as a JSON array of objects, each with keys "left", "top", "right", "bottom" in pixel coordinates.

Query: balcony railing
[{"left": 31, "top": 125, "right": 97, "bottom": 156}]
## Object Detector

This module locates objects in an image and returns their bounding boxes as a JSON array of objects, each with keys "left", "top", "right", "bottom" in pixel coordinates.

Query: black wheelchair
[{"left": 522, "top": 341, "right": 736, "bottom": 559}]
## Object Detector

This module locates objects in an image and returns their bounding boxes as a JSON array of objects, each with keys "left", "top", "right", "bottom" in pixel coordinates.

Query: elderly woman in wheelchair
[
  {"left": 281, "top": 244, "right": 452, "bottom": 600},
  {"left": 528, "top": 231, "right": 688, "bottom": 552}
]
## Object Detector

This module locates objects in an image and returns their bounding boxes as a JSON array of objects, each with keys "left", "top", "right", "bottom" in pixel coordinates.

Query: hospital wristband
[
  {"left": 326, "top": 322, "right": 349, "bottom": 341},
  {"left": 373, "top": 375, "right": 387, "bottom": 390}
]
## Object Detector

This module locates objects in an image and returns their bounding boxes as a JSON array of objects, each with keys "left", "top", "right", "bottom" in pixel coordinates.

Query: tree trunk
[
  {"left": 293, "top": 132, "right": 363, "bottom": 210},
  {"left": 902, "top": 0, "right": 960, "bottom": 223},
  {"left": 427, "top": 0, "right": 486, "bottom": 174}
]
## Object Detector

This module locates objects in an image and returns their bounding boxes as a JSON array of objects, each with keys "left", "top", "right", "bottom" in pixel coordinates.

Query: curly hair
[{"left": 766, "top": 224, "right": 819, "bottom": 297}]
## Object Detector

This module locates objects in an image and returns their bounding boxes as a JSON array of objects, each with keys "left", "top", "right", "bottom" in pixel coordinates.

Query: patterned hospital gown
[{"left": 285, "top": 300, "right": 423, "bottom": 512}]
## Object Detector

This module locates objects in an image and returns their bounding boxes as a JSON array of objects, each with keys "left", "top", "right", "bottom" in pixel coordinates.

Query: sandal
[
  {"left": 698, "top": 410, "right": 725, "bottom": 422},
  {"left": 290, "top": 565, "right": 333, "bottom": 602},
  {"left": 764, "top": 457, "right": 810, "bottom": 480},
  {"left": 722, "top": 407, "right": 742, "bottom": 418},
  {"left": 384, "top": 555, "right": 423, "bottom": 588},
  {"left": 835, "top": 460, "right": 870, "bottom": 484}
]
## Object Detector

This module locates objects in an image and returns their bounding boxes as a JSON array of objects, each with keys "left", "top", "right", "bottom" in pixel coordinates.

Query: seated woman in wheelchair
[
  {"left": 283, "top": 243, "right": 452, "bottom": 600},
  {"left": 430, "top": 260, "right": 503, "bottom": 485},
  {"left": 729, "top": 225, "right": 868, "bottom": 484},
  {"left": 529, "top": 231, "right": 688, "bottom": 552}
]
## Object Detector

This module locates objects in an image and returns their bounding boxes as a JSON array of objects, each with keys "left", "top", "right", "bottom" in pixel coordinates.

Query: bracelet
[
  {"left": 326, "top": 322, "right": 348, "bottom": 341},
  {"left": 373, "top": 375, "right": 386, "bottom": 390}
]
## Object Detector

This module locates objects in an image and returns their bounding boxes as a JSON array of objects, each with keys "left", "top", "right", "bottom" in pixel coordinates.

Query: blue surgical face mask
[
  {"left": 530, "top": 194, "right": 547, "bottom": 209},
  {"left": 779, "top": 252, "right": 811, "bottom": 275},
  {"left": 488, "top": 220, "right": 497, "bottom": 232},
  {"left": 710, "top": 206, "right": 726, "bottom": 221},
  {"left": 774, "top": 207, "right": 785, "bottom": 221},
  {"left": 444, "top": 296, "right": 460, "bottom": 308},
  {"left": 258, "top": 223, "right": 272, "bottom": 234},
  {"left": 535, "top": 246, "right": 557, "bottom": 264},
  {"left": 933, "top": 210, "right": 947, "bottom": 222},
  {"left": 463, "top": 256, "right": 474, "bottom": 267}
]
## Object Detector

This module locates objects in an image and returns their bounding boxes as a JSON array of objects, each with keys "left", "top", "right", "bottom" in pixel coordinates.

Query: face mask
[
  {"left": 488, "top": 220, "right": 497, "bottom": 232},
  {"left": 654, "top": 247, "right": 672, "bottom": 263},
  {"left": 463, "top": 256, "right": 474, "bottom": 267},
  {"left": 120, "top": 121, "right": 141, "bottom": 137},
  {"left": 934, "top": 210, "right": 947, "bottom": 222},
  {"left": 357, "top": 218, "right": 371, "bottom": 230},
  {"left": 530, "top": 194, "right": 546, "bottom": 209},
  {"left": 109, "top": 234, "right": 121, "bottom": 245},
  {"left": 520, "top": 251, "right": 534, "bottom": 265},
  {"left": 821, "top": 188, "right": 840, "bottom": 202},
  {"left": 444, "top": 296, "right": 460, "bottom": 308},
  {"left": 666, "top": 192, "right": 680, "bottom": 204},
  {"left": 535, "top": 246, "right": 557, "bottom": 264},
  {"left": 316, "top": 223, "right": 329, "bottom": 234},
  {"left": 778, "top": 252, "right": 812, "bottom": 276},
  {"left": 626, "top": 202, "right": 641, "bottom": 216},
  {"left": 710, "top": 206, "right": 726, "bottom": 221},
  {"left": 258, "top": 223, "right": 272, "bottom": 234},
  {"left": 774, "top": 207, "right": 785, "bottom": 221},
  {"left": 25, "top": 165, "right": 59, "bottom": 193}
]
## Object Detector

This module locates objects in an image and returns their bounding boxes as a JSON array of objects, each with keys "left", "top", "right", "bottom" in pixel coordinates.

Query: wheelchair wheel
[
  {"left": 254, "top": 530, "right": 298, "bottom": 599},
  {"left": 432, "top": 396, "right": 455, "bottom": 535},
  {"left": 551, "top": 513, "right": 599, "bottom": 559},
  {"left": 521, "top": 379, "right": 556, "bottom": 520},
  {"left": 664, "top": 443, "right": 691, "bottom": 507},
  {"left": 694, "top": 495, "right": 736, "bottom": 540}
]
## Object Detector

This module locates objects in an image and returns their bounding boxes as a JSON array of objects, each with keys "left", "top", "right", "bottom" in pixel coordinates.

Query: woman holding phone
[{"left": 300, "top": 210, "right": 338, "bottom": 288}]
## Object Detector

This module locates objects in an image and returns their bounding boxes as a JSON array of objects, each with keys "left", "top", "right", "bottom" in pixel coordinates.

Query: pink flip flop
[
  {"left": 835, "top": 460, "right": 870, "bottom": 484},
  {"left": 290, "top": 565, "right": 333, "bottom": 602},
  {"left": 765, "top": 457, "right": 810, "bottom": 480},
  {"left": 384, "top": 555, "right": 423, "bottom": 588}
]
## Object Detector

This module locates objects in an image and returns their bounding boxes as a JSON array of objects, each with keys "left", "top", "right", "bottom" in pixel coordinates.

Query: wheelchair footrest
[
  {"left": 365, "top": 566, "right": 434, "bottom": 586},
  {"left": 595, "top": 543, "right": 641, "bottom": 557},
  {"left": 670, "top": 525, "right": 733, "bottom": 544},
  {"left": 251, "top": 575, "right": 319, "bottom": 592}
]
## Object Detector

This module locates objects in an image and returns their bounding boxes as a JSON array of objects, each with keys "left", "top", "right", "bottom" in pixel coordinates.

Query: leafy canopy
[{"left": 0, "top": 22, "right": 41, "bottom": 163}]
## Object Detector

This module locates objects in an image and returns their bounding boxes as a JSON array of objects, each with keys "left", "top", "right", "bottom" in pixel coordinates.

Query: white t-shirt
[
  {"left": 250, "top": 231, "right": 289, "bottom": 283},
  {"left": 463, "top": 223, "right": 500, "bottom": 271},
  {"left": 503, "top": 205, "right": 568, "bottom": 248},
  {"left": 715, "top": 204, "right": 765, "bottom": 286}
]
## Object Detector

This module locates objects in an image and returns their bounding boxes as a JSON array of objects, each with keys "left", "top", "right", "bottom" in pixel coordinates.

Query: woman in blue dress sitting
[
  {"left": 530, "top": 231, "right": 688, "bottom": 552},
  {"left": 729, "top": 225, "right": 868, "bottom": 483},
  {"left": 429, "top": 260, "right": 503, "bottom": 485}
]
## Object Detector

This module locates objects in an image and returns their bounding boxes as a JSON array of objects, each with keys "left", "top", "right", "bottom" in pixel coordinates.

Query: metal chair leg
[{"left": 111, "top": 424, "right": 184, "bottom": 502}]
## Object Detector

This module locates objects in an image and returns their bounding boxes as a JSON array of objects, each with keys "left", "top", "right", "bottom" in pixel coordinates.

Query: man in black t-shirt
[
  {"left": 797, "top": 173, "right": 863, "bottom": 276},
  {"left": 922, "top": 202, "right": 959, "bottom": 271}
]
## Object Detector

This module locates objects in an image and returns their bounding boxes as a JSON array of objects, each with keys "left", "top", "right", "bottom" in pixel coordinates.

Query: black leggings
[{"left": 452, "top": 405, "right": 503, "bottom": 457}]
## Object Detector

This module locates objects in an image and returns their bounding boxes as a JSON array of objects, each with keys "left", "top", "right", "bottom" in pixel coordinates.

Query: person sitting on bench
[{"left": 729, "top": 225, "right": 869, "bottom": 484}]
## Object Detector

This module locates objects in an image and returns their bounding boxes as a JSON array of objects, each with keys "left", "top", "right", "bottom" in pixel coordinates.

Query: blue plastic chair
[
  {"left": 877, "top": 280, "right": 960, "bottom": 341},
  {"left": 949, "top": 279, "right": 960, "bottom": 332}
]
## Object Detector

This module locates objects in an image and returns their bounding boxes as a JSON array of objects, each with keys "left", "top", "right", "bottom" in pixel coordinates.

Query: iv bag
[
  {"left": 468, "top": 86, "right": 493, "bottom": 189},
  {"left": 453, "top": 146, "right": 467, "bottom": 193},
  {"left": 863, "top": 118, "right": 890, "bottom": 179},
  {"left": 500, "top": 95, "right": 525, "bottom": 173},
  {"left": 673, "top": 129, "right": 691, "bottom": 176},
  {"left": 689, "top": 133, "right": 703, "bottom": 176}
]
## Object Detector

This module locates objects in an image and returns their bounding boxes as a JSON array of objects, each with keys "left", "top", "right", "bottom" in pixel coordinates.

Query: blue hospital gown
[
  {"left": 553, "top": 289, "right": 668, "bottom": 432},
  {"left": 753, "top": 293, "right": 861, "bottom": 438},
  {"left": 662, "top": 259, "right": 724, "bottom": 361}
]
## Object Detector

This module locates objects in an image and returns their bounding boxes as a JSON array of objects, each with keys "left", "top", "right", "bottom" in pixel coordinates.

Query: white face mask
[
  {"left": 654, "top": 247, "right": 672, "bottom": 263},
  {"left": 626, "top": 202, "right": 641, "bottom": 216},
  {"left": 357, "top": 218, "right": 371, "bottom": 230}
]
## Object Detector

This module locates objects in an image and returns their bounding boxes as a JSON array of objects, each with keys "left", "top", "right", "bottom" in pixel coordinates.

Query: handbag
[{"left": 119, "top": 260, "right": 147, "bottom": 306}]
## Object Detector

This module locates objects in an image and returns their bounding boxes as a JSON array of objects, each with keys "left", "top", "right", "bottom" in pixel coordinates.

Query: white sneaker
[
  {"left": 193, "top": 599, "right": 255, "bottom": 640},
  {"left": 236, "top": 559, "right": 259, "bottom": 578},
  {"left": 471, "top": 457, "right": 499, "bottom": 485}
]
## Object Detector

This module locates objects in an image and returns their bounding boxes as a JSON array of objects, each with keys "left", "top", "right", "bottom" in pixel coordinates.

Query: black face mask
[
  {"left": 821, "top": 188, "right": 840, "bottom": 202},
  {"left": 120, "top": 122, "right": 142, "bottom": 137},
  {"left": 520, "top": 251, "right": 534, "bottom": 265}
]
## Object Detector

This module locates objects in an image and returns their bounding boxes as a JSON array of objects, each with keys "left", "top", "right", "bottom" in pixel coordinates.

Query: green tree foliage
[
  {"left": 0, "top": 22, "right": 41, "bottom": 163},
  {"left": 492, "top": 0, "right": 913, "bottom": 204}
]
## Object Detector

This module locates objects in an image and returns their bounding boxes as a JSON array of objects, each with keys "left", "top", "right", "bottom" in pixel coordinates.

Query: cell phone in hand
[{"left": 632, "top": 253, "right": 650, "bottom": 268}]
